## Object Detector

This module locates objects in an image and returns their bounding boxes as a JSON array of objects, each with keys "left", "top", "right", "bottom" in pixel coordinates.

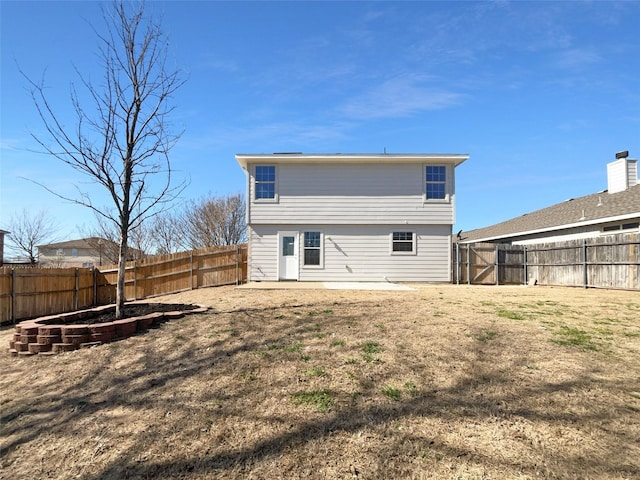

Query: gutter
[{"left": 461, "top": 211, "right": 640, "bottom": 244}]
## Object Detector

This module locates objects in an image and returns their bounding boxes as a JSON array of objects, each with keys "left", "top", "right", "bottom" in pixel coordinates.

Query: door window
[{"left": 282, "top": 236, "right": 295, "bottom": 256}]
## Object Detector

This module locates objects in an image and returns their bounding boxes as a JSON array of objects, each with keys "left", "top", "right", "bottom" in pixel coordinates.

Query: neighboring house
[
  {"left": 0, "top": 230, "right": 8, "bottom": 266},
  {"left": 461, "top": 153, "right": 640, "bottom": 245},
  {"left": 236, "top": 152, "right": 469, "bottom": 282},
  {"left": 38, "top": 237, "right": 113, "bottom": 267},
  {"left": 37, "top": 237, "right": 144, "bottom": 267}
]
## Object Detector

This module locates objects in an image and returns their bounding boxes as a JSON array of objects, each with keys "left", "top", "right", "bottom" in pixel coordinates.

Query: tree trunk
[
  {"left": 116, "top": 153, "right": 133, "bottom": 319},
  {"left": 115, "top": 227, "right": 129, "bottom": 319}
]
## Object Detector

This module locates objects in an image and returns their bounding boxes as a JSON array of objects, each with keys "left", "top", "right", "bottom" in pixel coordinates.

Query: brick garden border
[{"left": 8, "top": 303, "right": 209, "bottom": 357}]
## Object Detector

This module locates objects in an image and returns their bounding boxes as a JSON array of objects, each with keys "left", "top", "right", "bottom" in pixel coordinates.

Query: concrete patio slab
[
  {"left": 238, "top": 281, "right": 415, "bottom": 291},
  {"left": 322, "top": 282, "right": 414, "bottom": 291}
]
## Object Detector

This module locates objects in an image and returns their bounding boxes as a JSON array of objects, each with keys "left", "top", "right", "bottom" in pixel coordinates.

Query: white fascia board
[
  {"left": 236, "top": 153, "right": 469, "bottom": 170},
  {"left": 462, "top": 212, "right": 640, "bottom": 243}
]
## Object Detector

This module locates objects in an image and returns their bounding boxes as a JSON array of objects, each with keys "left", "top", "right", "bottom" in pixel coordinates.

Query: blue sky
[{"left": 1, "top": 1, "right": 639, "bottom": 244}]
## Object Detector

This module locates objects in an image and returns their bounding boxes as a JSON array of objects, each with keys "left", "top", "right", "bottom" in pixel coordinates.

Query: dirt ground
[{"left": 1, "top": 284, "right": 639, "bottom": 480}]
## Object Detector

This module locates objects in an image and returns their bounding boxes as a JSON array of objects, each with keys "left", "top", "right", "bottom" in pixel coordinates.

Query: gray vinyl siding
[
  {"left": 248, "top": 226, "right": 279, "bottom": 281},
  {"left": 249, "top": 163, "right": 455, "bottom": 225},
  {"left": 249, "top": 225, "right": 452, "bottom": 282}
]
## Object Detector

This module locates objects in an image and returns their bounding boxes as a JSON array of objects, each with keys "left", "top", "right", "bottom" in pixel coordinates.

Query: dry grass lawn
[{"left": 1, "top": 284, "right": 639, "bottom": 479}]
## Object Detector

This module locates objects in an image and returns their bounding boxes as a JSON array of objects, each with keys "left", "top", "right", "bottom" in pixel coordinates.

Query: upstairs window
[
  {"left": 391, "top": 231, "right": 415, "bottom": 254},
  {"left": 303, "top": 232, "right": 321, "bottom": 266},
  {"left": 425, "top": 165, "right": 447, "bottom": 200},
  {"left": 255, "top": 165, "right": 276, "bottom": 199}
]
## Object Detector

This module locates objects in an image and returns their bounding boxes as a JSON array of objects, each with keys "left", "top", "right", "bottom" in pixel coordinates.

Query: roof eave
[
  {"left": 461, "top": 212, "right": 640, "bottom": 243},
  {"left": 236, "top": 153, "right": 469, "bottom": 170}
]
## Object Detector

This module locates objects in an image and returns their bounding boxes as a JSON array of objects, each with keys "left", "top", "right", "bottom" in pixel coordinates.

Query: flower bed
[{"left": 8, "top": 303, "right": 208, "bottom": 356}]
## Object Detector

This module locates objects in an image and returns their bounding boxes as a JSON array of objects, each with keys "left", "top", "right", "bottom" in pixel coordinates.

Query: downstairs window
[
  {"left": 391, "top": 231, "right": 415, "bottom": 254},
  {"left": 303, "top": 232, "right": 321, "bottom": 266}
]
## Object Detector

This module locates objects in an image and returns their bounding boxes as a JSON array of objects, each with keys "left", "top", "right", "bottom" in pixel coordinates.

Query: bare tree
[
  {"left": 179, "top": 193, "right": 247, "bottom": 249},
  {"left": 24, "top": 1, "right": 186, "bottom": 318},
  {"left": 149, "top": 209, "right": 184, "bottom": 255},
  {"left": 4, "top": 209, "right": 59, "bottom": 265},
  {"left": 127, "top": 221, "right": 153, "bottom": 260}
]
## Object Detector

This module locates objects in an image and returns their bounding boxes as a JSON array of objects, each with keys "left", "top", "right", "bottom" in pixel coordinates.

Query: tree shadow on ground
[{"left": 1, "top": 295, "right": 638, "bottom": 479}]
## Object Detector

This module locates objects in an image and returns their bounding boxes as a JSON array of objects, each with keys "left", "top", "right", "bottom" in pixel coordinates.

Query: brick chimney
[{"left": 607, "top": 151, "right": 638, "bottom": 194}]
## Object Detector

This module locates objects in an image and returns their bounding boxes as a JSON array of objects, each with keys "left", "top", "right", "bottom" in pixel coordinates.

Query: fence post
[
  {"left": 190, "top": 251, "right": 194, "bottom": 290},
  {"left": 455, "top": 243, "right": 460, "bottom": 285},
  {"left": 466, "top": 243, "right": 471, "bottom": 285},
  {"left": 235, "top": 245, "right": 239, "bottom": 285},
  {"left": 133, "top": 261, "right": 137, "bottom": 300},
  {"left": 523, "top": 246, "right": 528, "bottom": 286},
  {"left": 93, "top": 268, "right": 97, "bottom": 306},
  {"left": 74, "top": 268, "right": 79, "bottom": 311},
  {"left": 582, "top": 239, "right": 588, "bottom": 288},
  {"left": 11, "top": 268, "right": 16, "bottom": 324},
  {"left": 495, "top": 244, "right": 500, "bottom": 286}
]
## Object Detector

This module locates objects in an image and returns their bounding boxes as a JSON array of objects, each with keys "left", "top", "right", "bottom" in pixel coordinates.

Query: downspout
[{"left": 245, "top": 165, "right": 251, "bottom": 282}]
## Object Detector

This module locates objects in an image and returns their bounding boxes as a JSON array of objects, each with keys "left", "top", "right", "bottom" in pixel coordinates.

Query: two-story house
[
  {"left": 37, "top": 237, "right": 145, "bottom": 267},
  {"left": 0, "top": 229, "right": 8, "bottom": 266},
  {"left": 236, "top": 153, "right": 469, "bottom": 282}
]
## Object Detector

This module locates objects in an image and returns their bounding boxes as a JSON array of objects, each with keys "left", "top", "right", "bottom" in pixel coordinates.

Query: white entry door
[{"left": 278, "top": 232, "right": 299, "bottom": 280}]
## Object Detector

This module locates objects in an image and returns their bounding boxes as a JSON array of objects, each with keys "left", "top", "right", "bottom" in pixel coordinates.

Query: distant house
[
  {"left": 461, "top": 153, "right": 640, "bottom": 245},
  {"left": 236, "top": 152, "right": 469, "bottom": 282},
  {"left": 37, "top": 237, "right": 112, "bottom": 267},
  {"left": 37, "top": 237, "right": 144, "bottom": 268},
  {"left": 0, "top": 230, "right": 8, "bottom": 266}
]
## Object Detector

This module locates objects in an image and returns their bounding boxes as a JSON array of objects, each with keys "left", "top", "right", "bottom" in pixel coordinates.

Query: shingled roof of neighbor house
[
  {"left": 36, "top": 237, "right": 112, "bottom": 250},
  {"left": 462, "top": 183, "right": 640, "bottom": 243}
]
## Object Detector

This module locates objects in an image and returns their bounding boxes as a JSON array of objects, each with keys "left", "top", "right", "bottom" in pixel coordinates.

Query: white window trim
[
  {"left": 253, "top": 165, "right": 279, "bottom": 203},
  {"left": 601, "top": 221, "right": 640, "bottom": 234},
  {"left": 302, "top": 231, "right": 324, "bottom": 269},
  {"left": 390, "top": 231, "right": 417, "bottom": 256},
  {"left": 423, "top": 164, "right": 451, "bottom": 203}
]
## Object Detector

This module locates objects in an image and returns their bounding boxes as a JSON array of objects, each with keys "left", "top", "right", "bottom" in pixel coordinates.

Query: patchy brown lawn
[{"left": 1, "top": 284, "right": 639, "bottom": 480}]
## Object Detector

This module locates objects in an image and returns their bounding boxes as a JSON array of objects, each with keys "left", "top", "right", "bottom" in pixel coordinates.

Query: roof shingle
[{"left": 462, "top": 184, "right": 640, "bottom": 242}]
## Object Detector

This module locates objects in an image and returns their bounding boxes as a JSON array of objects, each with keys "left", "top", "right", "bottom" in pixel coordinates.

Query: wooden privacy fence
[
  {"left": 0, "top": 268, "right": 96, "bottom": 323},
  {"left": 0, "top": 244, "right": 247, "bottom": 324},
  {"left": 453, "top": 232, "right": 640, "bottom": 290}
]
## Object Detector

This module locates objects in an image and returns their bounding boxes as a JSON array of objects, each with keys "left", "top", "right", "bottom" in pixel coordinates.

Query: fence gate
[
  {"left": 466, "top": 243, "right": 496, "bottom": 285},
  {"left": 453, "top": 243, "right": 525, "bottom": 285}
]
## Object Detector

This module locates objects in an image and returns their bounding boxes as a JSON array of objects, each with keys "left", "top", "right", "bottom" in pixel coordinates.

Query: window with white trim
[
  {"left": 603, "top": 222, "right": 639, "bottom": 232},
  {"left": 391, "top": 231, "right": 415, "bottom": 254},
  {"left": 303, "top": 231, "right": 321, "bottom": 266},
  {"left": 255, "top": 165, "right": 276, "bottom": 200},
  {"left": 425, "top": 165, "right": 447, "bottom": 200}
]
